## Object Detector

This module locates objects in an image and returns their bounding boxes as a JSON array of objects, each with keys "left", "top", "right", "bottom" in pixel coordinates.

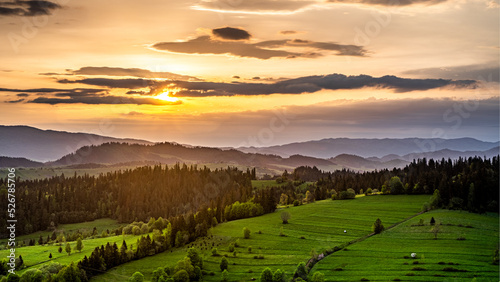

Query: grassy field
[
  {"left": 310, "top": 209, "right": 499, "bottom": 281},
  {"left": 0, "top": 219, "right": 143, "bottom": 275},
  {"left": 95, "top": 195, "right": 430, "bottom": 281},
  {"left": 0, "top": 218, "right": 123, "bottom": 246}
]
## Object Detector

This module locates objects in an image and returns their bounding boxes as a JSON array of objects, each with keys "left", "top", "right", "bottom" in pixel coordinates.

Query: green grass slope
[
  {"left": 311, "top": 210, "right": 499, "bottom": 281},
  {"left": 95, "top": 195, "right": 429, "bottom": 281}
]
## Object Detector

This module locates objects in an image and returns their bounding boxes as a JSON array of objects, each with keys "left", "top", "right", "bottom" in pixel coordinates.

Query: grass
[
  {"left": 94, "top": 195, "right": 429, "bottom": 281},
  {"left": 310, "top": 209, "right": 499, "bottom": 281},
  {"left": 0, "top": 218, "right": 122, "bottom": 246}
]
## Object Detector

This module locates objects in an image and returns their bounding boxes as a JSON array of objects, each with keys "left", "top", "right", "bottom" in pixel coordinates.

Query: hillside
[
  {"left": 49, "top": 142, "right": 335, "bottom": 171},
  {"left": 237, "top": 138, "right": 500, "bottom": 158},
  {"left": 0, "top": 125, "right": 152, "bottom": 161},
  {"left": 0, "top": 156, "right": 43, "bottom": 168}
]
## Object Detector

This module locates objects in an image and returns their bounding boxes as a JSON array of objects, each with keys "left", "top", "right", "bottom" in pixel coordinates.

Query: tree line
[{"left": 0, "top": 164, "right": 253, "bottom": 238}]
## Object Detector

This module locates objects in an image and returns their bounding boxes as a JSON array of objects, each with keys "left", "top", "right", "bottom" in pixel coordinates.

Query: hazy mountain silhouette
[
  {"left": 237, "top": 138, "right": 499, "bottom": 158},
  {"left": 0, "top": 125, "right": 152, "bottom": 161}
]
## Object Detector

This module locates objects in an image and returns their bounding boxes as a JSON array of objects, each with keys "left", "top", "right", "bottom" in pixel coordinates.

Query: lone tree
[
  {"left": 373, "top": 218, "right": 385, "bottom": 234},
  {"left": 49, "top": 253, "right": 52, "bottom": 260},
  {"left": 281, "top": 211, "right": 291, "bottom": 224},
  {"left": 243, "top": 227, "right": 251, "bottom": 239},
  {"left": 76, "top": 237, "right": 84, "bottom": 252},
  {"left": 430, "top": 217, "right": 436, "bottom": 225},
  {"left": 65, "top": 243, "right": 72, "bottom": 256},
  {"left": 220, "top": 256, "right": 228, "bottom": 271},
  {"left": 431, "top": 223, "right": 441, "bottom": 239},
  {"left": 58, "top": 246, "right": 63, "bottom": 253}
]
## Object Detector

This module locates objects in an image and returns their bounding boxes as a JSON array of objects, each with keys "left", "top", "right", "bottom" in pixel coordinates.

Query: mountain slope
[
  {"left": 237, "top": 138, "right": 499, "bottom": 158},
  {"left": 0, "top": 157, "right": 44, "bottom": 168},
  {"left": 0, "top": 125, "right": 153, "bottom": 161}
]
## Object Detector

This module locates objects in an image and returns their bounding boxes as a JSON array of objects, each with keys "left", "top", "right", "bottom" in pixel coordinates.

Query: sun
[{"left": 155, "top": 89, "right": 179, "bottom": 103}]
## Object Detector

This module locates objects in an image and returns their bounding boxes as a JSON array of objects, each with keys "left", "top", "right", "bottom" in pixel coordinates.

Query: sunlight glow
[{"left": 155, "top": 89, "right": 180, "bottom": 103}]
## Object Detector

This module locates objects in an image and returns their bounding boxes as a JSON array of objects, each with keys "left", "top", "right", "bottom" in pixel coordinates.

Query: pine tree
[
  {"left": 76, "top": 237, "right": 84, "bottom": 252},
  {"left": 65, "top": 243, "right": 72, "bottom": 256}
]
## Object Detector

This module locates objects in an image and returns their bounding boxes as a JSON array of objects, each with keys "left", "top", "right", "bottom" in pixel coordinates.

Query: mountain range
[{"left": 0, "top": 126, "right": 498, "bottom": 173}]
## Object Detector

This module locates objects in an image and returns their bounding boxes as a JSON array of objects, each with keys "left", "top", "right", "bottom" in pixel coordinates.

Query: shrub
[
  {"left": 221, "top": 269, "right": 229, "bottom": 282},
  {"left": 212, "top": 248, "right": 219, "bottom": 256},
  {"left": 248, "top": 246, "right": 252, "bottom": 253},
  {"left": 220, "top": 257, "right": 228, "bottom": 271},
  {"left": 300, "top": 236, "right": 306, "bottom": 239},
  {"left": 229, "top": 244, "right": 235, "bottom": 252},
  {"left": 365, "top": 188, "right": 373, "bottom": 195},
  {"left": 311, "top": 272, "right": 325, "bottom": 282},
  {"left": 273, "top": 269, "right": 284, "bottom": 282},
  {"left": 430, "top": 217, "right": 436, "bottom": 225},
  {"left": 281, "top": 211, "right": 291, "bottom": 224},
  {"left": 293, "top": 200, "right": 300, "bottom": 206},
  {"left": 339, "top": 189, "right": 356, "bottom": 200},
  {"left": 260, "top": 267, "right": 273, "bottom": 282},
  {"left": 243, "top": 227, "right": 251, "bottom": 239},
  {"left": 128, "top": 272, "right": 144, "bottom": 282},
  {"left": 294, "top": 262, "right": 308, "bottom": 280},
  {"left": 373, "top": 218, "right": 385, "bottom": 234},
  {"left": 279, "top": 226, "right": 286, "bottom": 237}
]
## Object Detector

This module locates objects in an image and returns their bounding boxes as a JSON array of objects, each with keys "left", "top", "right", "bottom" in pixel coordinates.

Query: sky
[{"left": 0, "top": 0, "right": 499, "bottom": 147}]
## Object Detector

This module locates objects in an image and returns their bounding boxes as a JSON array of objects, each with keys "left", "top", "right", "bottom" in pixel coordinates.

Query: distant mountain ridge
[
  {"left": 0, "top": 125, "right": 153, "bottom": 161},
  {"left": 0, "top": 126, "right": 498, "bottom": 172},
  {"left": 237, "top": 138, "right": 499, "bottom": 158}
]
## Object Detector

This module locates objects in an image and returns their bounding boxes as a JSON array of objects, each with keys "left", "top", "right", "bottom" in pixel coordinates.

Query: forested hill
[{"left": 49, "top": 142, "right": 335, "bottom": 170}]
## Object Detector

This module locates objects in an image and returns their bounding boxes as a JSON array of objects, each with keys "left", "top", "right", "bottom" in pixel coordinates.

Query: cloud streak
[
  {"left": 52, "top": 66, "right": 201, "bottom": 81},
  {"left": 49, "top": 73, "right": 477, "bottom": 96},
  {"left": 152, "top": 31, "right": 366, "bottom": 59},
  {"left": 0, "top": 87, "right": 181, "bottom": 105},
  {"left": 193, "top": 0, "right": 449, "bottom": 14},
  {"left": 0, "top": 0, "right": 61, "bottom": 16}
]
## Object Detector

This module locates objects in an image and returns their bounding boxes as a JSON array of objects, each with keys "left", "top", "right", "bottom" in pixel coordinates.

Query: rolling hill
[
  {"left": 237, "top": 138, "right": 499, "bottom": 158},
  {"left": 0, "top": 125, "right": 152, "bottom": 162}
]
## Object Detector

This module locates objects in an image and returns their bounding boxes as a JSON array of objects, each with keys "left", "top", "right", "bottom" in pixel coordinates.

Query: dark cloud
[
  {"left": 168, "top": 74, "right": 477, "bottom": 97},
  {"left": 327, "top": 0, "right": 447, "bottom": 6},
  {"left": 62, "top": 66, "right": 201, "bottom": 81},
  {"left": 16, "top": 93, "right": 29, "bottom": 97},
  {"left": 280, "top": 30, "right": 299, "bottom": 35},
  {"left": 28, "top": 96, "right": 180, "bottom": 105},
  {"left": 212, "top": 27, "right": 251, "bottom": 40},
  {"left": 1, "top": 87, "right": 180, "bottom": 105},
  {"left": 403, "top": 63, "right": 500, "bottom": 83},
  {"left": 152, "top": 36, "right": 366, "bottom": 59},
  {"left": 194, "top": 0, "right": 316, "bottom": 13},
  {"left": 0, "top": 0, "right": 61, "bottom": 16},
  {"left": 58, "top": 78, "right": 153, "bottom": 89}
]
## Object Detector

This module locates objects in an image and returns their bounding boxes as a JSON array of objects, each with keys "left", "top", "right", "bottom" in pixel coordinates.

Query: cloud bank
[
  {"left": 152, "top": 27, "right": 366, "bottom": 59},
  {"left": 0, "top": 0, "right": 61, "bottom": 16}
]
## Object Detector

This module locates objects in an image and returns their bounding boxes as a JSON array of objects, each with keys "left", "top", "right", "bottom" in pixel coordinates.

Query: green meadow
[
  {"left": 95, "top": 195, "right": 432, "bottom": 281},
  {"left": 5, "top": 195, "right": 498, "bottom": 281},
  {"left": 311, "top": 210, "right": 499, "bottom": 281}
]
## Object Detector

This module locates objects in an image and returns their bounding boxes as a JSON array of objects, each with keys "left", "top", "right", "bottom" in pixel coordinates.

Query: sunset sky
[{"left": 0, "top": 0, "right": 499, "bottom": 147}]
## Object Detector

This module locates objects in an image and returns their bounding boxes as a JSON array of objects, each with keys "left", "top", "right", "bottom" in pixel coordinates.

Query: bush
[
  {"left": 281, "top": 211, "right": 291, "bottom": 224},
  {"left": 248, "top": 246, "right": 252, "bottom": 253},
  {"left": 372, "top": 218, "right": 385, "bottom": 234},
  {"left": 212, "top": 248, "right": 219, "bottom": 256},
  {"left": 365, "top": 188, "right": 373, "bottom": 195},
  {"left": 243, "top": 227, "right": 251, "bottom": 239},
  {"left": 339, "top": 189, "right": 356, "bottom": 200},
  {"left": 221, "top": 269, "right": 228, "bottom": 282},
  {"left": 128, "top": 271, "right": 144, "bottom": 282},
  {"left": 311, "top": 272, "right": 325, "bottom": 282},
  {"left": 293, "top": 200, "right": 300, "bottom": 206},
  {"left": 220, "top": 257, "right": 228, "bottom": 271},
  {"left": 293, "top": 262, "right": 308, "bottom": 280},
  {"left": 260, "top": 267, "right": 273, "bottom": 282},
  {"left": 228, "top": 244, "right": 235, "bottom": 252}
]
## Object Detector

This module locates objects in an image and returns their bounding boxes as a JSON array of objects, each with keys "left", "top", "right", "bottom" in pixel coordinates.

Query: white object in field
[
  {"left": 411, "top": 253, "right": 417, "bottom": 258},
  {"left": 344, "top": 230, "right": 346, "bottom": 233}
]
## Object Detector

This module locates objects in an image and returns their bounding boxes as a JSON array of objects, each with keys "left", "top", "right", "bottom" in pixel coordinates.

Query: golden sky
[{"left": 0, "top": 0, "right": 498, "bottom": 146}]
